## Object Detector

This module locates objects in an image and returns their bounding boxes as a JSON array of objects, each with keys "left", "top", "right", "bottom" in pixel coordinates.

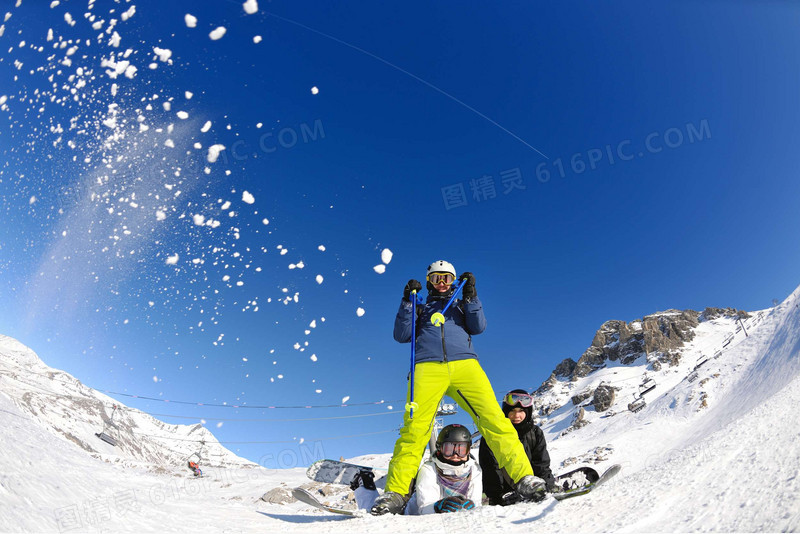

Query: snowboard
[
  {"left": 551, "top": 464, "right": 621, "bottom": 501},
  {"left": 291, "top": 487, "right": 360, "bottom": 517},
  {"left": 306, "top": 459, "right": 385, "bottom": 486}
]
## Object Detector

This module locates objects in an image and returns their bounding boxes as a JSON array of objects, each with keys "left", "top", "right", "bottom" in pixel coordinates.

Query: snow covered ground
[{"left": 2, "top": 283, "right": 799, "bottom": 533}]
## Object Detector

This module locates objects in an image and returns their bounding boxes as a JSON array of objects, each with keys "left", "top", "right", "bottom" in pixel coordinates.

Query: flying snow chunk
[
  {"left": 121, "top": 6, "right": 136, "bottom": 21},
  {"left": 152, "top": 375, "right": 158, "bottom": 383},
  {"left": 177, "top": 111, "right": 189, "bottom": 119},
  {"left": 253, "top": 35, "right": 262, "bottom": 44},
  {"left": 311, "top": 86, "right": 319, "bottom": 95},
  {"left": 315, "top": 389, "right": 322, "bottom": 394},
  {"left": 29, "top": 196, "right": 37, "bottom": 205},
  {"left": 318, "top": 245, "right": 326, "bottom": 251},
  {"left": 261, "top": 218, "right": 269, "bottom": 225},
  {"left": 356, "top": 307, "right": 365, "bottom": 317},
  {"left": 209, "top": 27, "right": 227, "bottom": 40},
  {"left": 216, "top": 422, "right": 223, "bottom": 428},
  {"left": 342, "top": 396, "right": 350, "bottom": 404},
  {"left": 373, "top": 264, "right": 386, "bottom": 274},
  {"left": 156, "top": 210, "right": 166, "bottom": 221},
  {"left": 242, "top": 191, "right": 255, "bottom": 204},
  {"left": 201, "top": 121, "right": 212, "bottom": 133},
  {"left": 243, "top": 0, "right": 258, "bottom": 15},
  {"left": 185, "top": 14, "right": 197, "bottom": 28},
  {"left": 153, "top": 47, "right": 172, "bottom": 63},
  {"left": 381, "top": 248, "right": 393, "bottom": 264},
  {"left": 166, "top": 254, "right": 179, "bottom": 265},
  {"left": 310, "top": 354, "right": 317, "bottom": 362},
  {"left": 207, "top": 144, "right": 225, "bottom": 163},
  {"left": 193, "top": 214, "right": 205, "bottom": 226}
]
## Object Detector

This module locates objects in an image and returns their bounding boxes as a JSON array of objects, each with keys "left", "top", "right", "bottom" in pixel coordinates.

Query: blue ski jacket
[{"left": 393, "top": 295, "right": 487, "bottom": 363}]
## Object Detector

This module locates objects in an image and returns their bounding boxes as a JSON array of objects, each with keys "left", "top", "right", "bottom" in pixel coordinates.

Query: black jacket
[{"left": 478, "top": 419, "right": 555, "bottom": 504}]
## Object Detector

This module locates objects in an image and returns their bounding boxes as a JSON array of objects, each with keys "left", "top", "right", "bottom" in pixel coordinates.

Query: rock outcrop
[
  {"left": 592, "top": 384, "right": 616, "bottom": 412},
  {"left": 542, "top": 308, "right": 749, "bottom": 386}
]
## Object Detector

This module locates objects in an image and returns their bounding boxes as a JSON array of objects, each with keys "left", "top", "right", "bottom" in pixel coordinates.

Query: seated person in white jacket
[{"left": 405, "top": 423, "right": 482, "bottom": 515}]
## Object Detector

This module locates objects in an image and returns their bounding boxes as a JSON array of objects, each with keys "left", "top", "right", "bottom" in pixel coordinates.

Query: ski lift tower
[{"left": 428, "top": 400, "right": 458, "bottom": 454}]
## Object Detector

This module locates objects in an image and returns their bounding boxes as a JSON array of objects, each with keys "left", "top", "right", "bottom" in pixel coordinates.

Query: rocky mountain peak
[{"left": 537, "top": 307, "right": 750, "bottom": 391}]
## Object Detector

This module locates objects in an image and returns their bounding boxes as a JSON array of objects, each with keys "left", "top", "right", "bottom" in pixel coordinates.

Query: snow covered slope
[
  {"left": 0, "top": 335, "right": 253, "bottom": 470},
  {"left": 1, "top": 283, "right": 799, "bottom": 532}
]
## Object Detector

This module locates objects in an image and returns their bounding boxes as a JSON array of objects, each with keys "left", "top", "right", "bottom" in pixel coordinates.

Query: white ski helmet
[{"left": 427, "top": 260, "right": 456, "bottom": 278}]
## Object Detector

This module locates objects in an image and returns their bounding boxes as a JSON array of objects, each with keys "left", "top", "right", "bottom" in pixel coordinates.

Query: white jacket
[{"left": 405, "top": 455, "right": 482, "bottom": 515}]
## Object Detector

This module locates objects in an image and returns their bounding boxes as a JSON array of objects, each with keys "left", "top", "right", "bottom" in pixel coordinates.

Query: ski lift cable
[
  {"left": 263, "top": 11, "right": 549, "bottom": 159},
  {"left": 135, "top": 427, "right": 400, "bottom": 444},
  {"left": 102, "top": 389, "right": 405, "bottom": 410},
  {"left": 0, "top": 362, "right": 404, "bottom": 410},
  {"left": 0, "top": 376, "right": 406, "bottom": 423},
  {"left": 127, "top": 409, "right": 402, "bottom": 422}
]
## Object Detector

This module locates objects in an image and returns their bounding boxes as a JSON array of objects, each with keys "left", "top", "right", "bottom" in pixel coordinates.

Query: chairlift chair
[
  {"left": 694, "top": 354, "right": 709, "bottom": 370},
  {"left": 722, "top": 333, "right": 734, "bottom": 348},
  {"left": 638, "top": 378, "right": 656, "bottom": 396},
  {"left": 713, "top": 349, "right": 722, "bottom": 359},
  {"left": 187, "top": 440, "right": 206, "bottom": 465},
  {"left": 628, "top": 397, "right": 646, "bottom": 413},
  {"left": 94, "top": 405, "right": 119, "bottom": 447}
]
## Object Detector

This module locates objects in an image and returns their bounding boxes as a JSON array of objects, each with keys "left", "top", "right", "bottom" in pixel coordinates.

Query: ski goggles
[
  {"left": 441, "top": 441, "right": 470, "bottom": 457},
  {"left": 428, "top": 272, "right": 455, "bottom": 285},
  {"left": 503, "top": 391, "right": 534, "bottom": 408}
]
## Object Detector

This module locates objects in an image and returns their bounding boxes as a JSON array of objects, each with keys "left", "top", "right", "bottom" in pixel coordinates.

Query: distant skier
[
  {"left": 371, "top": 260, "right": 546, "bottom": 515},
  {"left": 479, "top": 389, "right": 556, "bottom": 505},
  {"left": 404, "top": 424, "right": 481, "bottom": 515},
  {"left": 188, "top": 461, "right": 202, "bottom": 477}
]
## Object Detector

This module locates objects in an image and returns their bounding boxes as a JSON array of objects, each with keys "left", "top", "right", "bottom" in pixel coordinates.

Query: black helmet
[
  {"left": 436, "top": 423, "right": 471, "bottom": 448},
  {"left": 435, "top": 424, "right": 472, "bottom": 466}
]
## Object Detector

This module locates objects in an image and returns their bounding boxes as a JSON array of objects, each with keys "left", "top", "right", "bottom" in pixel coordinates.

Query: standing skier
[
  {"left": 371, "top": 260, "right": 546, "bottom": 515},
  {"left": 405, "top": 424, "right": 481, "bottom": 515},
  {"left": 479, "top": 389, "right": 556, "bottom": 505}
]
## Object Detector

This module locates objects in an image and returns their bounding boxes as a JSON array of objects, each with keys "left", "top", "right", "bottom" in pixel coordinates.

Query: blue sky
[{"left": 1, "top": 1, "right": 799, "bottom": 466}]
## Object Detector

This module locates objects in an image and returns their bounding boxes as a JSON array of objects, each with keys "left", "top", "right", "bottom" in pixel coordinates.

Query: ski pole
[
  {"left": 430, "top": 278, "right": 467, "bottom": 327},
  {"left": 405, "top": 290, "right": 422, "bottom": 418}
]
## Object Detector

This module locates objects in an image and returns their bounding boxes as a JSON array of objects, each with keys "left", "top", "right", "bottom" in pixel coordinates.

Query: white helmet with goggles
[{"left": 427, "top": 260, "right": 457, "bottom": 287}]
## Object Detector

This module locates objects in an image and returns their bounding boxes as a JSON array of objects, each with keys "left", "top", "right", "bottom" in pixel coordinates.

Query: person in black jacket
[{"left": 479, "top": 389, "right": 556, "bottom": 505}]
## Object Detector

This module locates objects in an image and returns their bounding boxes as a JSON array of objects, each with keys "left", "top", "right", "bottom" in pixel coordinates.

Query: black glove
[
  {"left": 434, "top": 495, "right": 471, "bottom": 513},
  {"left": 459, "top": 272, "right": 476, "bottom": 300},
  {"left": 403, "top": 279, "right": 422, "bottom": 301}
]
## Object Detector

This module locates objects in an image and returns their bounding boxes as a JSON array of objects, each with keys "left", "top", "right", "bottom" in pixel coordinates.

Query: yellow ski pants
[{"left": 384, "top": 358, "right": 533, "bottom": 496}]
